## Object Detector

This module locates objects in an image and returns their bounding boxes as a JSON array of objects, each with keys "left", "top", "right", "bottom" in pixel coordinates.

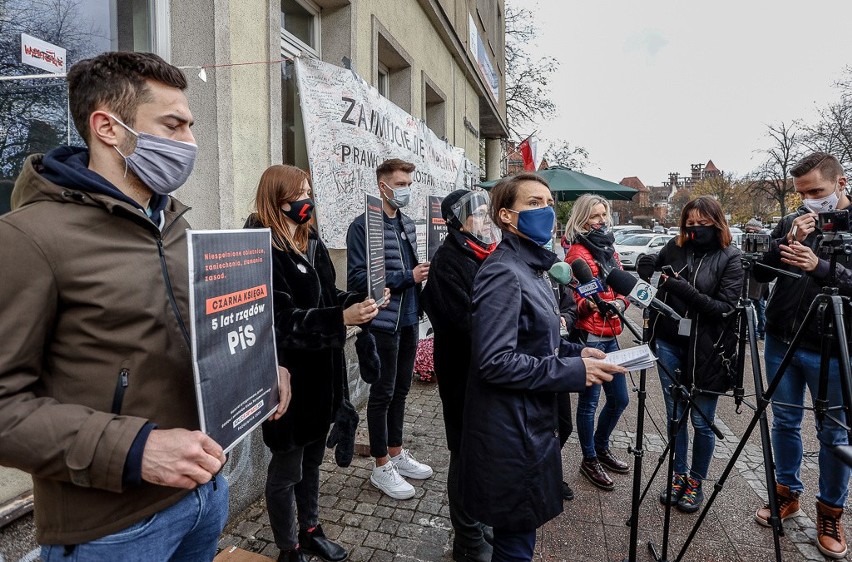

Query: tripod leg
[{"left": 745, "top": 302, "right": 786, "bottom": 560}]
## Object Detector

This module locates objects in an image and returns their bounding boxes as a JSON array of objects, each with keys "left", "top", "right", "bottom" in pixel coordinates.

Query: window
[
  {"left": 280, "top": 0, "right": 319, "bottom": 57},
  {"left": 377, "top": 63, "right": 389, "bottom": 98},
  {"left": 280, "top": 0, "right": 319, "bottom": 166},
  {"left": 0, "top": 0, "right": 158, "bottom": 215},
  {"left": 423, "top": 76, "right": 446, "bottom": 139},
  {"left": 374, "top": 21, "right": 412, "bottom": 112}
]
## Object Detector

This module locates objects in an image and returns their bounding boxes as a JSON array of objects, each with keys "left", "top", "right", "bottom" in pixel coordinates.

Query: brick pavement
[{"left": 221, "top": 324, "right": 852, "bottom": 561}]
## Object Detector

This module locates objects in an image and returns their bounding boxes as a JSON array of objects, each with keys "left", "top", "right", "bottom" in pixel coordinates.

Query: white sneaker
[
  {"left": 390, "top": 449, "right": 433, "bottom": 479},
  {"left": 370, "top": 462, "right": 415, "bottom": 499}
]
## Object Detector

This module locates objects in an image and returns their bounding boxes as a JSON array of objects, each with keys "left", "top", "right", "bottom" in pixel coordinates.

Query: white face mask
[{"left": 802, "top": 181, "right": 840, "bottom": 214}]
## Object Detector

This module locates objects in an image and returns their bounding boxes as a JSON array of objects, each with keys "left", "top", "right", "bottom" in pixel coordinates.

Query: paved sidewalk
[{"left": 221, "top": 317, "right": 852, "bottom": 561}]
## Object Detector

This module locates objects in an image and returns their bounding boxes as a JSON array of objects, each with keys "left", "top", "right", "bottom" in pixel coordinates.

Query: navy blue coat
[
  {"left": 460, "top": 232, "right": 587, "bottom": 532},
  {"left": 346, "top": 209, "right": 420, "bottom": 333}
]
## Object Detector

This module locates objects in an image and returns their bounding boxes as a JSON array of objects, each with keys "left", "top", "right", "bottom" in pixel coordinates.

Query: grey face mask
[
  {"left": 383, "top": 183, "right": 411, "bottom": 209},
  {"left": 110, "top": 114, "right": 197, "bottom": 195}
]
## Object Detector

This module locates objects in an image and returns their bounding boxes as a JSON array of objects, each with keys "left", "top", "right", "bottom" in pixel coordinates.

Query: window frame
[{"left": 280, "top": 0, "right": 321, "bottom": 58}]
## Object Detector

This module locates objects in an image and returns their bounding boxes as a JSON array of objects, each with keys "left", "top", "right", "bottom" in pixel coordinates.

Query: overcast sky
[{"left": 523, "top": 0, "right": 852, "bottom": 187}]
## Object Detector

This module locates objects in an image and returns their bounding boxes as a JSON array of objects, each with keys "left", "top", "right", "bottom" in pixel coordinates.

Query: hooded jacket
[
  {"left": 0, "top": 149, "right": 199, "bottom": 544},
  {"left": 646, "top": 238, "right": 743, "bottom": 391},
  {"left": 460, "top": 232, "right": 587, "bottom": 532}
]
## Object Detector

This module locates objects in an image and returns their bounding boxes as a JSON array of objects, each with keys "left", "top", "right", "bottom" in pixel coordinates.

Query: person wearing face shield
[
  {"left": 458, "top": 173, "right": 626, "bottom": 561},
  {"left": 421, "top": 189, "right": 499, "bottom": 562},
  {"left": 750, "top": 152, "right": 852, "bottom": 559},
  {"left": 346, "top": 159, "right": 433, "bottom": 502}
]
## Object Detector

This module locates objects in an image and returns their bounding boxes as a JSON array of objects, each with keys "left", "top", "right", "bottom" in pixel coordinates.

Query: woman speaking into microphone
[
  {"left": 638, "top": 195, "right": 743, "bottom": 514},
  {"left": 562, "top": 194, "right": 632, "bottom": 492},
  {"left": 459, "top": 173, "right": 626, "bottom": 561}
]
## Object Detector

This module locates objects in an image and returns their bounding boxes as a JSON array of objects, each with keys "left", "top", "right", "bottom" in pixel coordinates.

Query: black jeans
[
  {"left": 448, "top": 448, "right": 486, "bottom": 547},
  {"left": 368, "top": 324, "right": 418, "bottom": 458},
  {"left": 265, "top": 436, "right": 326, "bottom": 550}
]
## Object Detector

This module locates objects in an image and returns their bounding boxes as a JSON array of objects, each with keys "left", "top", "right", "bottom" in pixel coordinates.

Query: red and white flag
[{"left": 518, "top": 136, "right": 541, "bottom": 171}]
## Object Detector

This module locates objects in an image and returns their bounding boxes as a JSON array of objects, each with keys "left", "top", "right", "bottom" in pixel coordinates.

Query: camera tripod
[
  {"left": 667, "top": 251, "right": 852, "bottom": 562},
  {"left": 605, "top": 294, "right": 724, "bottom": 562}
]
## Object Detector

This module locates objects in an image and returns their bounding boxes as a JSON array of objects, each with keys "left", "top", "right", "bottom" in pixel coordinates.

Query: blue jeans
[
  {"left": 41, "top": 476, "right": 229, "bottom": 562},
  {"left": 491, "top": 528, "right": 536, "bottom": 562},
  {"left": 754, "top": 298, "right": 766, "bottom": 336},
  {"left": 576, "top": 337, "right": 629, "bottom": 458},
  {"left": 765, "top": 334, "right": 850, "bottom": 507},
  {"left": 655, "top": 339, "right": 719, "bottom": 480}
]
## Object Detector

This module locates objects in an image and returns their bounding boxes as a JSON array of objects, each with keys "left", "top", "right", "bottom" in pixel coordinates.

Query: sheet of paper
[{"left": 602, "top": 344, "right": 658, "bottom": 371}]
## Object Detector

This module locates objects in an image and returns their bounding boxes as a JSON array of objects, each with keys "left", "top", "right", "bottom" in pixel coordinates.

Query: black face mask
[
  {"left": 282, "top": 198, "right": 314, "bottom": 224},
  {"left": 685, "top": 225, "right": 717, "bottom": 248}
]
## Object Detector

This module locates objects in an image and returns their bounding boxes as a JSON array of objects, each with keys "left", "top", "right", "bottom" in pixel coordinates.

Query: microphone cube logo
[
  {"left": 578, "top": 278, "right": 605, "bottom": 298},
  {"left": 629, "top": 281, "right": 655, "bottom": 308}
]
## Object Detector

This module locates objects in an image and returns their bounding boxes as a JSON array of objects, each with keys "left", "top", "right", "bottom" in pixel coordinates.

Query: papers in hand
[{"left": 602, "top": 344, "right": 657, "bottom": 371}]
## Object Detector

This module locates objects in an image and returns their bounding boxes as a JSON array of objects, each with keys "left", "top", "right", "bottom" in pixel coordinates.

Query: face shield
[{"left": 451, "top": 191, "right": 500, "bottom": 245}]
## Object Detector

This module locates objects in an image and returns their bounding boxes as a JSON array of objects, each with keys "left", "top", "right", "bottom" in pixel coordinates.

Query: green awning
[{"left": 479, "top": 166, "right": 637, "bottom": 202}]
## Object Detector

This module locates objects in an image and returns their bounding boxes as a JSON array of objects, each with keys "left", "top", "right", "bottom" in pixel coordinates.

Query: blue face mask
[{"left": 509, "top": 206, "right": 556, "bottom": 246}]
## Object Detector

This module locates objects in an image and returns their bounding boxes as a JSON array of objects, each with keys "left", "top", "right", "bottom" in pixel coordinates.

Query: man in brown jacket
[{"left": 0, "top": 51, "right": 288, "bottom": 561}]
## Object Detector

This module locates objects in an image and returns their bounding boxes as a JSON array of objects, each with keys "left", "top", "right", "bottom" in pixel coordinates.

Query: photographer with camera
[{"left": 752, "top": 151, "right": 851, "bottom": 559}]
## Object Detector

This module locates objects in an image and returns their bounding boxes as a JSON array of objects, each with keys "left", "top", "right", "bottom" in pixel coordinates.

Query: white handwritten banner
[{"left": 295, "top": 56, "right": 480, "bottom": 249}]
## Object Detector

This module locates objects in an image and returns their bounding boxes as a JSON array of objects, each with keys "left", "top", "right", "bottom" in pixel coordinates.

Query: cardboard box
[{"left": 213, "top": 546, "right": 275, "bottom": 562}]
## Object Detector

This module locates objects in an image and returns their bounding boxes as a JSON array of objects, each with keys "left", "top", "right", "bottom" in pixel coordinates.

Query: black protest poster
[
  {"left": 426, "top": 195, "right": 446, "bottom": 261},
  {"left": 187, "top": 229, "right": 279, "bottom": 453},
  {"left": 366, "top": 194, "right": 387, "bottom": 306}
]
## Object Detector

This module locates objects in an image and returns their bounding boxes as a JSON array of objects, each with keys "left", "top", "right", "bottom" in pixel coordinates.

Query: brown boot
[
  {"left": 754, "top": 483, "right": 802, "bottom": 527},
  {"left": 816, "top": 500, "right": 848, "bottom": 559}
]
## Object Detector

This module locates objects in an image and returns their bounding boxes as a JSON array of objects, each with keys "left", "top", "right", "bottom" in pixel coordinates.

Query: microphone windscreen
[
  {"left": 548, "top": 261, "right": 573, "bottom": 285},
  {"left": 569, "top": 259, "right": 595, "bottom": 284},
  {"left": 605, "top": 268, "right": 637, "bottom": 297},
  {"left": 636, "top": 256, "right": 655, "bottom": 283}
]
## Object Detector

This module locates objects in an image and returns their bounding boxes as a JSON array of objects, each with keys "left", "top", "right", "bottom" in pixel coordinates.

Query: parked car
[
  {"left": 615, "top": 234, "right": 673, "bottom": 269},
  {"left": 729, "top": 227, "right": 743, "bottom": 248},
  {"left": 614, "top": 228, "right": 652, "bottom": 244},
  {"left": 667, "top": 227, "right": 680, "bottom": 236},
  {"left": 652, "top": 225, "right": 666, "bottom": 233}
]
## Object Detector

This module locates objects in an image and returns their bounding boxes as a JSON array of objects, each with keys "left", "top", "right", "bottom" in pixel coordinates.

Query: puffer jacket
[
  {"left": 346, "top": 209, "right": 420, "bottom": 333},
  {"left": 564, "top": 242, "right": 629, "bottom": 338},
  {"left": 646, "top": 238, "right": 743, "bottom": 391},
  {"left": 0, "top": 151, "right": 201, "bottom": 544}
]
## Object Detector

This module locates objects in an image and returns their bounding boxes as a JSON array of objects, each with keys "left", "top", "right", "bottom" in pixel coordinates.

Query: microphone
[
  {"left": 605, "top": 268, "right": 684, "bottom": 324},
  {"left": 569, "top": 259, "right": 615, "bottom": 316},
  {"left": 548, "top": 261, "right": 573, "bottom": 286},
  {"left": 636, "top": 255, "right": 656, "bottom": 283}
]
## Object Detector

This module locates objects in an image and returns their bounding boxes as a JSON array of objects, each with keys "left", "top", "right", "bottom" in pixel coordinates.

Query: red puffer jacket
[{"left": 564, "top": 242, "right": 629, "bottom": 338}]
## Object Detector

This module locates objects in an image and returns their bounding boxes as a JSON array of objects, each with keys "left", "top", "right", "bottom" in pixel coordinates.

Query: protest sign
[
  {"left": 187, "top": 229, "right": 279, "bottom": 453},
  {"left": 426, "top": 195, "right": 446, "bottom": 261},
  {"left": 365, "top": 194, "right": 387, "bottom": 305},
  {"left": 295, "top": 56, "right": 480, "bottom": 248}
]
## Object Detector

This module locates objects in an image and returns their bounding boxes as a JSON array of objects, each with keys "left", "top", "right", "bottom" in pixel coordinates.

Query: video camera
[
  {"left": 740, "top": 232, "right": 772, "bottom": 258},
  {"left": 817, "top": 209, "right": 852, "bottom": 255}
]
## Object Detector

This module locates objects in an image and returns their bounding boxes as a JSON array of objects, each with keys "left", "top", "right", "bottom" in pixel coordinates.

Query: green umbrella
[{"left": 478, "top": 166, "right": 637, "bottom": 202}]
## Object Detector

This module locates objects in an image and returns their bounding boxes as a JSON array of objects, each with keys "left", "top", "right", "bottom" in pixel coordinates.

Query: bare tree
[
  {"left": 0, "top": 0, "right": 100, "bottom": 178},
  {"left": 750, "top": 122, "right": 802, "bottom": 217},
  {"left": 801, "top": 68, "right": 852, "bottom": 173},
  {"left": 543, "top": 140, "right": 590, "bottom": 171},
  {"left": 504, "top": 2, "right": 557, "bottom": 141}
]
